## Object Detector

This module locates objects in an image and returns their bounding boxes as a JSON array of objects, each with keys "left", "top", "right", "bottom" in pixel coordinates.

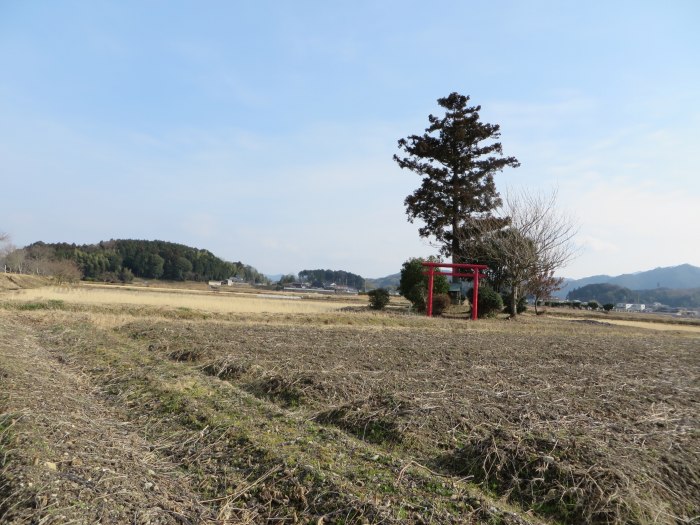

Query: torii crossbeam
[{"left": 421, "top": 262, "right": 489, "bottom": 320}]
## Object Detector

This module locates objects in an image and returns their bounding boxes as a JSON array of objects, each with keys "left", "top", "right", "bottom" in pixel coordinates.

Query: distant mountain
[
  {"left": 365, "top": 273, "right": 401, "bottom": 290},
  {"left": 566, "top": 283, "right": 700, "bottom": 308},
  {"left": 554, "top": 264, "right": 700, "bottom": 298}
]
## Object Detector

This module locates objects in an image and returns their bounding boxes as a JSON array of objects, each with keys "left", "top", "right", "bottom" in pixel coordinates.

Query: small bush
[
  {"left": 368, "top": 288, "right": 391, "bottom": 310},
  {"left": 431, "top": 293, "right": 451, "bottom": 316},
  {"left": 603, "top": 303, "right": 614, "bottom": 312},
  {"left": 119, "top": 267, "right": 135, "bottom": 283},
  {"left": 468, "top": 284, "right": 503, "bottom": 318}
]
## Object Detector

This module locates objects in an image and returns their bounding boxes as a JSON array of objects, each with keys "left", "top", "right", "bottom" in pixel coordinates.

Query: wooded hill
[
  {"left": 365, "top": 273, "right": 400, "bottom": 291},
  {"left": 566, "top": 282, "right": 700, "bottom": 308},
  {"left": 20, "top": 240, "right": 268, "bottom": 283},
  {"left": 298, "top": 269, "right": 365, "bottom": 289}
]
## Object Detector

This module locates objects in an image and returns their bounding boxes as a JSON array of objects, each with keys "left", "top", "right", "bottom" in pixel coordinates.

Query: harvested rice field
[
  {"left": 2, "top": 284, "right": 363, "bottom": 314},
  {"left": 0, "top": 282, "right": 698, "bottom": 524}
]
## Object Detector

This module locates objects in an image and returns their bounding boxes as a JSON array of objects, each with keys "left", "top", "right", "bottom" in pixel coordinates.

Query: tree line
[
  {"left": 298, "top": 269, "right": 365, "bottom": 289},
  {"left": 0, "top": 238, "right": 268, "bottom": 284},
  {"left": 567, "top": 283, "right": 700, "bottom": 308}
]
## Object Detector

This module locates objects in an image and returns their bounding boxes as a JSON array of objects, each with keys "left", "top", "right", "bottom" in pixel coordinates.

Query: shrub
[
  {"left": 431, "top": 293, "right": 451, "bottom": 316},
  {"left": 587, "top": 300, "right": 601, "bottom": 310},
  {"left": 398, "top": 257, "right": 449, "bottom": 312},
  {"left": 468, "top": 284, "right": 503, "bottom": 318},
  {"left": 368, "top": 288, "right": 391, "bottom": 310},
  {"left": 119, "top": 267, "right": 135, "bottom": 283},
  {"left": 603, "top": 303, "right": 614, "bottom": 312}
]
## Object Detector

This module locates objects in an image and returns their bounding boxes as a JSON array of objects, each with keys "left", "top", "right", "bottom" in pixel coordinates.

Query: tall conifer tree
[{"left": 394, "top": 93, "right": 519, "bottom": 261}]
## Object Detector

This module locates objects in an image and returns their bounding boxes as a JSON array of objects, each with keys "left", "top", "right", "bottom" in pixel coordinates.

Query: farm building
[{"left": 615, "top": 303, "right": 646, "bottom": 312}]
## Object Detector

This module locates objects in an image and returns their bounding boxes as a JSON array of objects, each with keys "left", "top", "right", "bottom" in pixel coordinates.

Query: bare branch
[{"left": 455, "top": 188, "right": 579, "bottom": 316}]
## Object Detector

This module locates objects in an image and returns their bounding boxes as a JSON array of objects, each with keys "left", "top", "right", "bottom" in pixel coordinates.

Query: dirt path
[
  {"left": 566, "top": 316, "right": 700, "bottom": 333},
  {"left": 0, "top": 312, "right": 214, "bottom": 524}
]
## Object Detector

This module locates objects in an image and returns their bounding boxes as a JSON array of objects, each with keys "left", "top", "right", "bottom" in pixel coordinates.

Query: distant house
[
  {"left": 615, "top": 303, "right": 645, "bottom": 312},
  {"left": 328, "top": 284, "right": 358, "bottom": 295},
  {"left": 285, "top": 282, "right": 309, "bottom": 289}
]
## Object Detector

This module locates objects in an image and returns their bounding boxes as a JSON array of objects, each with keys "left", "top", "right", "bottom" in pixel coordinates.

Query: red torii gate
[{"left": 422, "top": 262, "right": 489, "bottom": 320}]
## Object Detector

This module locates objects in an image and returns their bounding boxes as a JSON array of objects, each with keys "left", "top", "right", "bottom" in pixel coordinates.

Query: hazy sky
[{"left": 1, "top": 1, "right": 698, "bottom": 279}]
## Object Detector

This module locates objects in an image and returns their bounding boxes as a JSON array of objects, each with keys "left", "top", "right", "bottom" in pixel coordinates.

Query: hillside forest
[
  {"left": 1, "top": 240, "right": 268, "bottom": 284},
  {"left": 298, "top": 269, "right": 365, "bottom": 289}
]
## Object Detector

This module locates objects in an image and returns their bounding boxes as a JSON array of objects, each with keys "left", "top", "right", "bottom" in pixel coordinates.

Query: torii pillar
[{"left": 422, "top": 262, "right": 489, "bottom": 320}]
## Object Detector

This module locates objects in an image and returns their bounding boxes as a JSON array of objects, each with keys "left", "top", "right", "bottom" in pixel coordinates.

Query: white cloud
[{"left": 577, "top": 235, "right": 620, "bottom": 254}]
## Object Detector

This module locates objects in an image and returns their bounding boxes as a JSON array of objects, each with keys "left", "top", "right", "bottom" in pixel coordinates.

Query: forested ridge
[
  {"left": 566, "top": 282, "right": 700, "bottom": 308},
  {"left": 298, "top": 269, "right": 365, "bottom": 289},
  {"left": 18, "top": 239, "right": 268, "bottom": 283}
]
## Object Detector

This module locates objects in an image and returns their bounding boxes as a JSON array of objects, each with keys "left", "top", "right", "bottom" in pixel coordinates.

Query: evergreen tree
[
  {"left": 394, "top": 93, "right": 519, "bottom": 261},
  {"left": 398, "top": 257, "right": 449, "bottom": 312}
]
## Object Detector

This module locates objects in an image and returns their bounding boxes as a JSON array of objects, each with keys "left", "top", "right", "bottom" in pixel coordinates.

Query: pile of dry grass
[{"left": 315, "top": 393, "right": 413, "bottom": 444}]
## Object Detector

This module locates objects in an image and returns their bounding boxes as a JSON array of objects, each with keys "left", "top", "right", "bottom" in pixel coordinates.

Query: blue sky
[{"left": 1, "top": 1, "right": 698, "bottom": 279}]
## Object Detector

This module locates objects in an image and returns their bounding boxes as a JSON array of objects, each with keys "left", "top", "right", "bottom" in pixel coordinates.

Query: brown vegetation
[
  {"left": 0, "top": 273, "right": 52, "bottom": 291},
  {"left": 0, "top": 289, "right": 697, "bottom": 524}
]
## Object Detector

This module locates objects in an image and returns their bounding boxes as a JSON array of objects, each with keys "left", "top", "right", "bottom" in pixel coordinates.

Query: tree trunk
[
  {"left": 509, "top": 286, "right": 518, "bottom": 317},
  {"left": 452, "top": 214, "right": 459, "bottom": 265}
]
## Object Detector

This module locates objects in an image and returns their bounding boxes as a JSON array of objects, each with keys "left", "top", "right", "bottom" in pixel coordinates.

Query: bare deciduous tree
[
  {"left": 44, "top": 259, "right": 82, "bottom": 283},
  {"left": 0, "top": 233, "right": 13, "bottom": 273},
  {"left": 528, "top": 270, "right": 564, "bottom": 315},
  {"left": 458, "top": 189, "right": 578, "bottom": 317},
  {"left": 3, "top": 248, "right": 25, "bottom": 274}
]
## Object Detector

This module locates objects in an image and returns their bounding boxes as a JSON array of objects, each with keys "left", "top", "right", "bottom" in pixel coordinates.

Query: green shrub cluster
[
  {"left": 469, "top": 284, "right": 503, "bottom": 318},
  {"left": 367, "top": 288, "right": 391, "bottom": 310},
  {"left": 398, "top": 257, "right": 449, "bottom": 312}
]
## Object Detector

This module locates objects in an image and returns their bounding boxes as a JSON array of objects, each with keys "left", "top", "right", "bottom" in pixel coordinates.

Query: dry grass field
[
  {"left": 3, "top": 284, "right": 365, "bottom": 315},
  {"left": 1, "top": 279, "right": 698, "bottom": 524}
]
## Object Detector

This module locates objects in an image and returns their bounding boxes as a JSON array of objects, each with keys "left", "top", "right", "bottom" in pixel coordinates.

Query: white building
[{"left": 615, "top": 303, "right": 645, "bottom": 312}]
